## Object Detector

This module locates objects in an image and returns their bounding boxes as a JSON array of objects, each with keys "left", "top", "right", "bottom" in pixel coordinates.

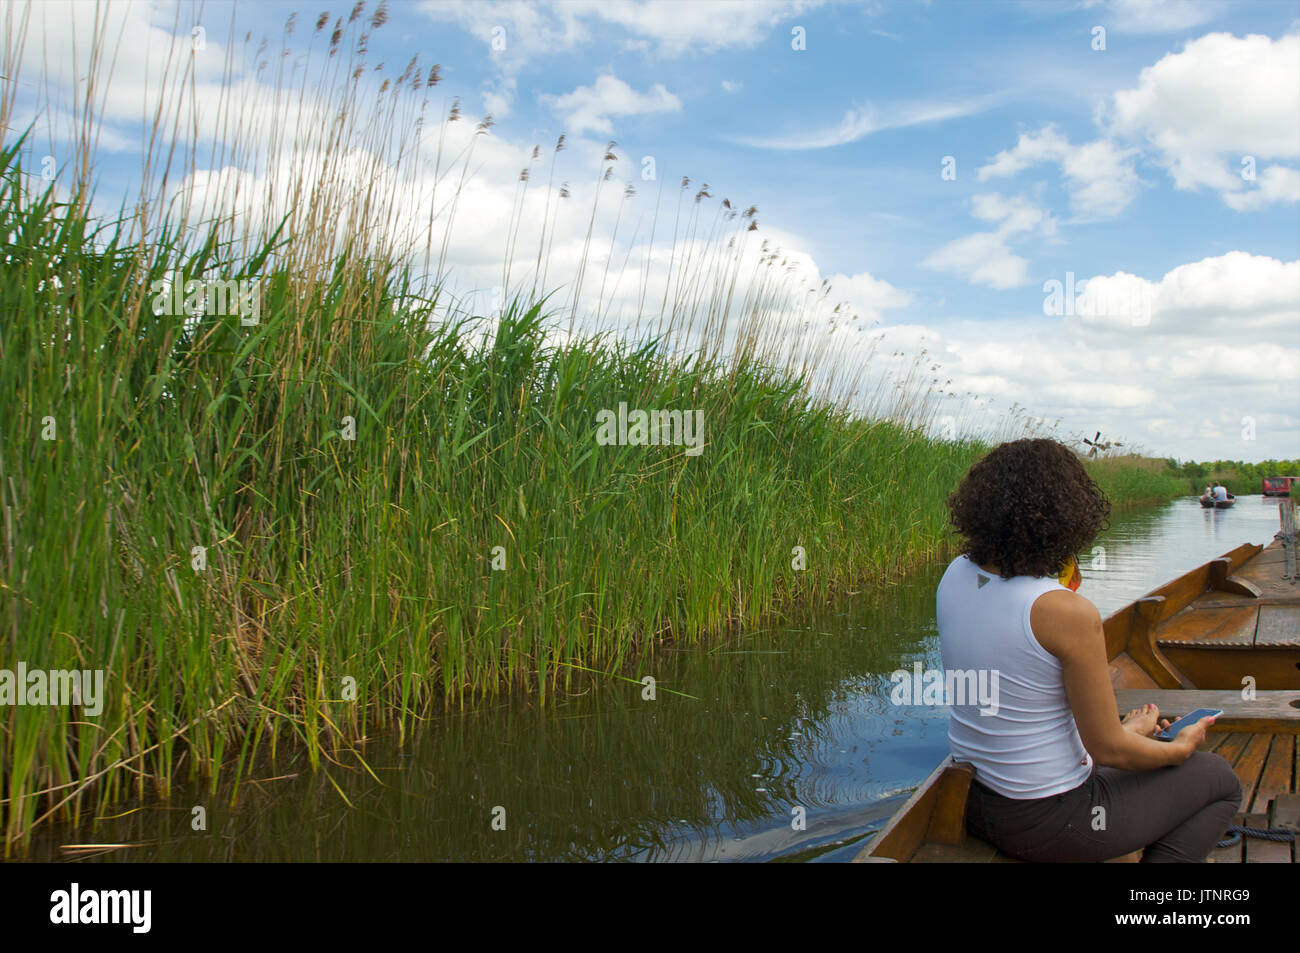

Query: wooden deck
[{"left": 1205, "top": 730, "right": 1298, "bottom": 864}]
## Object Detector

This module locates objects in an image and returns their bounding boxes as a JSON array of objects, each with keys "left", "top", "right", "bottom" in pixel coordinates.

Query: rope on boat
[{"left": 1215, "top": 825, "right": 1296, "bottom": 848}]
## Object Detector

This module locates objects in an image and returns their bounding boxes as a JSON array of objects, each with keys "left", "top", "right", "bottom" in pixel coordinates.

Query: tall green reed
[{"left": 0, "top": 5, "right": 1000, "bottom": 850}]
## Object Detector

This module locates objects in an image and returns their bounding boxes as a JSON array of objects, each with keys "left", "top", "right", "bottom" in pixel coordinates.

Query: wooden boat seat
[{"left": 1114, "top": 689, "right": 1300, "bottom": 734}]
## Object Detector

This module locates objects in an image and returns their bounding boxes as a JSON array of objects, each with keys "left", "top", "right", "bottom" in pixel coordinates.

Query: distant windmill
[{"left": 1082, "top": 431, "right": 1122, "bottom": 458}]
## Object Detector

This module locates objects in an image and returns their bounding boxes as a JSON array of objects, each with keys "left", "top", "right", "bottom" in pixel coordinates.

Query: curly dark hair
[{"left": 948, "top": 438, "right": 1111, "bottom": 579}]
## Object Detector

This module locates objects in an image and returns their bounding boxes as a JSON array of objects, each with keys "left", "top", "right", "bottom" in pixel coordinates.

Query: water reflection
[{"left": 25, "top": 496, "right": 1291, "bottom": 863}]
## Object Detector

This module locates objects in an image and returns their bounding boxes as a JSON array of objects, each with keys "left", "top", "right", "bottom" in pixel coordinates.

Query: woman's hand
[{"left": 1171, "top": 715, "right": 1217, "bottom": 759}]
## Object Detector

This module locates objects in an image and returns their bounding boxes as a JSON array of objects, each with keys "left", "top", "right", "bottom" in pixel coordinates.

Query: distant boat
[
  {"left": 1263, "top": 476, "right": 1298, "bottom": 497},
  {"left": 1200, "top": 495, "right": 1235, "bottom": 508}
]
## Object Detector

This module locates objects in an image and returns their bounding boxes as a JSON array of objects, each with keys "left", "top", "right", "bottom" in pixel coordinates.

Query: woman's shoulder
[
  {"left": 1029, "top": 588, "right": 1103, "bottom": 656},
  {"left": 938, "top": 553, "right": 975, "bottom": 583}
]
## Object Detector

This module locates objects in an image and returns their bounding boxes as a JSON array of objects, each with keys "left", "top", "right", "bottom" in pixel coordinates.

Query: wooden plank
[
  {"left": 1269, "top": 794, "right": 1300, "bottom": 831},
  {"left": 926, "top": 762, "right": 974, "bottom": 845},
  {"left": 1255, "top": 606, "right": 1300, "bottom": 647},
  {"left": 1103, "top": 610, "right": 1133, "bottom": 664},
  {"left": 1212, "top": 732, "right": 1252, "bottom": 769},
  {"left": 1266, "top": 793, "right": 1299, "bottom": 864},
  {"left": 1156, "top": 606, "right": 1258, "bottom": 646},
  {"left": 1195, "top": 592, "right": 1300, "bottom": 608},
  {"left": 1191, "top": 592, "right": 1300, "bottom": 609},
  {"left": 1159, "top": 645, "right": 1300, "bottom": 692},
  {"left": 1124, "top": 566, "right": 1211, "bottom": 622},
  {"left": 1109, "top": 653, "right": 1161, "bottom": 690},
  {"left": 1225, "top": 541, "right": 1267, "bottom": 573},
  {"left": 1113, "top": 690, "right": 1300, "bottom": 733},
  {"left": 1242, "top": 812, "right": 1290, "bottom": 864},
  {"left": 1234, "top": 734, "right": 1272, "bottom": 809},
  {"left": 1254, "top": 734, "right": 1295, "bottom": 810},
  {"left": 855, "top": 757, "right": 951, "bottom": 862}
]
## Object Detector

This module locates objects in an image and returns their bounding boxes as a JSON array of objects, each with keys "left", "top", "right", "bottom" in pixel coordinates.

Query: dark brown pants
[{"left": 965, "top": 752, "right": 1242, "bottom": 863}]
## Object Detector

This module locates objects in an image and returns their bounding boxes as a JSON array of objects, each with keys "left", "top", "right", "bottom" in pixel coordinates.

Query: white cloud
[
  {"left": 970, "top": 193, "right": 1055, "bottom": 236},
  {"left": 543, "top": 72, "right": 682, "bottom": 136},
  {"left": 910, "top": 245, "right": 1298, "bottom": 458},
  {"left": 922, "top": 194, "right": 1055, "bottom": 289},
  {"left": 1079, "top": 0, "right": 1228, "bottom": 34},
  {"left": 734, "top": 97, "right": 999, "bottom": 150},
  {"left": 923, "top": 232, "right": 1029, "bottom": 290},
  {"left": 1106, "top": 31, "right": 1300, "bottom": 209},
  {"left": 978, "top": 125, "right": 1140, "bottom": 220},
  {"left": 1044, "top": 380, "right": 1156, "bottom": 409},
  {"left": 1222, "top": 164, "right": 1300, "bottom": 211},
  {"left": 720, "top": 80, "right": 743, "bottom": 93},
  {"left": 483, "top": 76, "right": 519, "bottom": 119},
  {"left": 1061, "top": 252, "right": 1300, "bottom": 335},
  {"left": 824, "top": 271, "right": 912, "bottom": 322},
  {"left": 581, "top": 0, "right": 821, "bottom": 56},
  {"left": 1166, "top": 343, "right": 1300, "bottom": 382}
]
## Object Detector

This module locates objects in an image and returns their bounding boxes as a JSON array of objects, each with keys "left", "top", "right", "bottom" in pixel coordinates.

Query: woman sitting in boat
[{"left": 937, "top": 439, "right": 1241, "bottom": 862}]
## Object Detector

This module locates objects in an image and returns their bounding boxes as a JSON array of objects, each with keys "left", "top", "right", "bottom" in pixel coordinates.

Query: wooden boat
[
  {"left": 856, "top": 502, "right": 1300, "bottom": 864},
  {"left": 1263, "top": 476, "right": 1298, "bottom": 497},
  {"left": 1200, "top": 495, "right": 1235, "bottom": 508}
]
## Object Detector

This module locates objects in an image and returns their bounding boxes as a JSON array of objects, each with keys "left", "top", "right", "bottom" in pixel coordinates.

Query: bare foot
[{"left": 1121, "top": 704, "right": 1161, "bottom": 736}]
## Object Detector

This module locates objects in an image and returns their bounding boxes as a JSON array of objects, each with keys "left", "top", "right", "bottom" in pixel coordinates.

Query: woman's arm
[{"left": 1030, "top": 590, "right": 1214, "bottom": 771}]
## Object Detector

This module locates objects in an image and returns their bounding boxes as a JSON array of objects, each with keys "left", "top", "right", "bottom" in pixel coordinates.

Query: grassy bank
[
  {"left": 1082, "top": 455, "right": 1189, "bottom": 508},
  {"left": 1163, "top": 458, "right": 1300, "bottom": 496},
  {"left": 0, "top": 129, "right": 1001, "bottom": 846}
]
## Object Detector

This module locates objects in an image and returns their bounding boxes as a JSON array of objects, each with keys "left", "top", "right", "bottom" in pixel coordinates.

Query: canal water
[{"left": 27, "top": 495, "right": 1291, "bottom": 862}]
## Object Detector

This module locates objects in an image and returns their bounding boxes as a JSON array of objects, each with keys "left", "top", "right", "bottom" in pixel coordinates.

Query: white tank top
[{"left": 936, "top": 554, "right": 1093, "bottom": 799}]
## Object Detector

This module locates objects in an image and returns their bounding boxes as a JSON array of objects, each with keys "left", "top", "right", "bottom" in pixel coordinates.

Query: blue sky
[{"left": 9, "top": 0, "right": 1300, "bottom": 462}]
